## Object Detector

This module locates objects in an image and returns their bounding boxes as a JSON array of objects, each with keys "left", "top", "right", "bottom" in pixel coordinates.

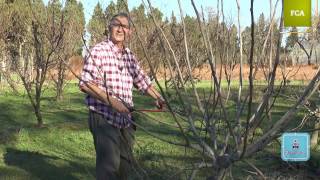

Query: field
[{"left": 0, "top": 80, "right": 319, "bottom": 180}]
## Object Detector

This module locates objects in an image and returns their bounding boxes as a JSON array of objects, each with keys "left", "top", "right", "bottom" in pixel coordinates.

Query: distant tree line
[{"left": 0, "top": 0, "right": 85, "bottom": 126}]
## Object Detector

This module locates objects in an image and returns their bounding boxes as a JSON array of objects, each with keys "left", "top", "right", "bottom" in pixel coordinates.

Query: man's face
[{"left": 109, "top": 16, "right": 131, "bottom": 45}]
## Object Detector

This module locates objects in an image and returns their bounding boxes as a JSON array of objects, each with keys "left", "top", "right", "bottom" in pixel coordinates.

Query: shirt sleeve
[
  {"left": 130, "top": 54, "right": 152, "bottom": 93},
  {"left": 79, "top": 49, "right": 103, "bottom": 89}
]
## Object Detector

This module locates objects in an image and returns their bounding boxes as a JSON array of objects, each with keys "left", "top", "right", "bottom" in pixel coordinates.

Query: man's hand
[
  {"left": 155, "top": 97, "right": 165, "bottom": 109},
  {"left": 115, "top": 102, "right": 130, "bottom": 113},
  {"left": 104, "top": 97, "right": 130, "bottom": 113},
  {"left": 145, "top": 86, "right": 166, "bottom": 110}
]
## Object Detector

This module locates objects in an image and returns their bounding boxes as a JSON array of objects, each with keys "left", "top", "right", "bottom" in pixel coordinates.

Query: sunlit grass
[{"left": 0, "top": 80, "right": 319, "bottom": 179}]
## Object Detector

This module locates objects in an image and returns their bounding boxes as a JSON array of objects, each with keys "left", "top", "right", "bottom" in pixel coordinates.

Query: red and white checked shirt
[{"left": 79, "top": 39, "right": 152, "bottom": 128}]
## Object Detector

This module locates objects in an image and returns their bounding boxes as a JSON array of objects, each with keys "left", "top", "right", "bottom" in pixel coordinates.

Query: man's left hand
[{"left": 155, "top": 97, "right": 165, "bottom": 109}]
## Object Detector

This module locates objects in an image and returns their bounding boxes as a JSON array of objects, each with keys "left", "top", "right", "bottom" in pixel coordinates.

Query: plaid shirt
[{"left": 80, "top": 39, "right": 151, "bottom": 128}]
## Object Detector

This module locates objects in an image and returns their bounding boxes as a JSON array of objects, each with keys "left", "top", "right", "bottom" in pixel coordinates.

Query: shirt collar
[{"left": 106, "top": 38, "right": 130, "bottom": 55}]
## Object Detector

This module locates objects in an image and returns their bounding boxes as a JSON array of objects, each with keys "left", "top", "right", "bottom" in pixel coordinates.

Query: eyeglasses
[{"left": 110, "top": 23, "right": 130, "bottom": 30}]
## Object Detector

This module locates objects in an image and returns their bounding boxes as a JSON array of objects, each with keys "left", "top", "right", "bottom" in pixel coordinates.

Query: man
[{"left": 79, "top": 13, "right": 164, "bottom": 180}]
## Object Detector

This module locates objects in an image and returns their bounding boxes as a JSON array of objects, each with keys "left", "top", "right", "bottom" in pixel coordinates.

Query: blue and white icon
[{"left": 281, "top": 133, "right": 310, "bottom": 161}]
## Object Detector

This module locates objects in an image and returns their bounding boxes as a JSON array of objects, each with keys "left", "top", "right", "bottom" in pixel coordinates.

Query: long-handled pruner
[
  {"left": 127, "top": 106, "right": 185, "bottom": 130},
  {"left": 130, "top": 108, "right": 169, "bottom": 113}
]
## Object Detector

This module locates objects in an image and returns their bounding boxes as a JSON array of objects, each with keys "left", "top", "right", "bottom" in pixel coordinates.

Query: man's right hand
[
  {"left": 107, "top": 98, "right": 130, "bottom": 113},
  {"left": 116, "top": 102, "right": 130, "bottom": 113},
  {"left": 81, "top": 82, "right": 130, "bottom": 114}
]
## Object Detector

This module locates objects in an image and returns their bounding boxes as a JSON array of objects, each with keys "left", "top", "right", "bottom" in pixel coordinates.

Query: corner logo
[
  {"left": 281, "top": 133, "right": 310, "bottom": 161},
  {"left": 292, "top": 139, "right": 300, "bottom": 149},
  {"left": 290, "top": 10, "right": 305, "bottom": 17},
  {"left": 284, "top": 0, "right": 311, "bottom": 27}
]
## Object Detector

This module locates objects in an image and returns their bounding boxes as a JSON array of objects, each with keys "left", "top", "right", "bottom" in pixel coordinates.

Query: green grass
[
  {"left": 0, "top": 83, "right": 94, "bottom": 180},
  {"left": 0, "top": 80, "right": 319, "bottom": 179}
]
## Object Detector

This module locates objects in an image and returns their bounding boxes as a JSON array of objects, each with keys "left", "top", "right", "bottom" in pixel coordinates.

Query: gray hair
[{"left": 108, "top": 12, "right": 131, "bottom": 32}]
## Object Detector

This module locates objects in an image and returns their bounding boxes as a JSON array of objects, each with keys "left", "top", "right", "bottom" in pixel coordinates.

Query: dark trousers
[{"left": 88, "top": 111, "right": 135, "bottom": 180}]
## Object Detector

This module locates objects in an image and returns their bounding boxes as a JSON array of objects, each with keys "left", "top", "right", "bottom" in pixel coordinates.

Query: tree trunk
[
  {"left": 267, "top": 99, "right": 272, "bottom": 121},
  {"left": 56, "top": 82, "right": 63, "bottom": 101},
  {"left": 29, "top": 51, "right": 33, "bottom": 82},
  {"left": 35, "top": 105, "right": 43, "bottom": 127},
  {"left": 34, "top": 60, "right": 43, "bottom": 127},
  {"left": 35, "top": 86, "right": 43, "bottom": 127},
  {"left": 311, "top": 122, "right": 320, "bottom": 148},
  {"left": 311, "top": 110, "right": 320, "bottom": 148},
  {"left": 56, "top": 60, "right": 65, "bottom": 101}
]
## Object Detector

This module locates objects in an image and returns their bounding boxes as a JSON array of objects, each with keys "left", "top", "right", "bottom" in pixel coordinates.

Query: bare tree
[
  {"left": 52, "top": 1, "right": 85, "bottom": 101},
  {"left": 124, "top": 0, "right": 320, "bottom": 179},
  {"left": 71, "top": 0, "right": 320, "bottom": 178},
  {"left": 14, "top": 1, "right": 65, "bottom": 127}
]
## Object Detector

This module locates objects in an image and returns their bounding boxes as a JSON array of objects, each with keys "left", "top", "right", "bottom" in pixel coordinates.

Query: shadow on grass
[
  {"left": 133, "top": 149, "right": 208, "bottom": 180},
  {"left": 0, "top": 101, "right": 32, "bottom": 145},
  {"left": 4, "top": 148, "right": 94, "bottom": 180}
]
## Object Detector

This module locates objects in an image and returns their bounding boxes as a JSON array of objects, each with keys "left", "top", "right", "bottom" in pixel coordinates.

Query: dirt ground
[
  {"left": 50, "top": 56, "right": 84, "bottom": 81},
  {"left": 66, "top": 56, "right": 319, "bottom": 81},
  {"left": 193, "top": 64, "right": 319, "bottom": 81}
]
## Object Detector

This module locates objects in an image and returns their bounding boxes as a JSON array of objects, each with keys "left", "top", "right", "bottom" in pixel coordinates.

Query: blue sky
[
  {"left": 44, "top": 0, "right": 284, "bottom": 28},
  {"left": 43, "top": 0, "right": 320, "bottom": 29},
  {"left": 43, "top": 0, "right": 320, "bottom": 44},
  {"left": 82, "top": 0, "right": 281, "bottom": 28}
]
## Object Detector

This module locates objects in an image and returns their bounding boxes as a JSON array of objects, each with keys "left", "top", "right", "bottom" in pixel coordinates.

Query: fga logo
[
  {"left": 290, "top": 10, "right": 305, "bottom": 17},
  {"left": 281, "top": 133, "right": 310, "bottom": 161},
  {"left": 284, "top": 0, "right": 311, "bottom": 27}
]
